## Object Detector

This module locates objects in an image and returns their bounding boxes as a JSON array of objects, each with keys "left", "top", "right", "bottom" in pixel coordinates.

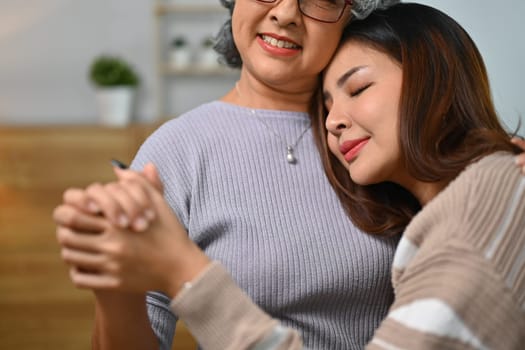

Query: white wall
[
  {"left": 0, "top": 0, "right": 523, "bottom": 130},
  {"left": 0, "top": 0, "right": 158, "bottom": 124},
  {"left": 414, "top": 0, "right": 525, "bottom": 132}
]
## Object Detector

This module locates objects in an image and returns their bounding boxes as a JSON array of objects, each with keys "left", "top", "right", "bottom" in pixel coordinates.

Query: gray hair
[{"left": 214, "top": 0, "right": 401, "bottom": 68}]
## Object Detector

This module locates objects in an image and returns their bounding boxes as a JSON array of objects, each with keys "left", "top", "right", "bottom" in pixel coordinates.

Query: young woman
[
  {"left": 55, "top": 2, "right": 525, "bottom": 349},
  {"left": 53, "top": 1, "right": 400, "bottom": 349}
]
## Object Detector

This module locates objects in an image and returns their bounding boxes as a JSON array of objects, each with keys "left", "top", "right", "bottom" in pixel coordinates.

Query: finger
[
  {"left": 61, "top": 247, "right": 106, "bottom": 271},
  {"left": 102, "top": 182, "right": 141, "bottom": 228},
  {"left": 53, "top": 204, "right": 107, "bottom": 232},
  {"left": 117, "top": 179, "right": 155, "bottom": 230},
  {"left": 69, "top": 266, "right": 120, "bottom": 290},
  {"left": 113, "top": 169, "right": 159, "bottom": 227},
  {"left": 85, "top": 183, "right": 126, "bottom": 227},
  {"left": 63, "top": 188, "right": 101, "bottom": 214},
  {"left": 511, "top": 136, "right": 525, "bottom": 150},
  {"left": 142, "top": 163, "right": 164, "bottom": 193},
  {"left": 113, "top": 167, "right": 166, "bottom": 219},
  {"left": 114, "top": 165, "right": 163, "bottom": 193},
  {"left": 56, "top": 226, "right": 102, "bottom": 252}
]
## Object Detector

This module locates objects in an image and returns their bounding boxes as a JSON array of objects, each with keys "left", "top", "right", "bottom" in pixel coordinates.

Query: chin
[
  {"left": 348, "top": 164, "right": 379, "bottom": 186},
  {"left": 349, "top": 172, "right": 371, "bottom": 186}
]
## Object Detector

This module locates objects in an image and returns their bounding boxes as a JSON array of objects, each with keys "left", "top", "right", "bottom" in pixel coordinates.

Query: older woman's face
[{"left": 231, "top": 0, "right": 350, "bottom": 87}]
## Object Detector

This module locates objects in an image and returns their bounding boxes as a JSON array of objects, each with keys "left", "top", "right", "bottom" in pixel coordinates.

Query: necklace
[
  {"left": 249, "top": 109, "right": 311, "bottom": 164},
  {"left": 235, "top": 82, "right": 311, "bottom": 164}
]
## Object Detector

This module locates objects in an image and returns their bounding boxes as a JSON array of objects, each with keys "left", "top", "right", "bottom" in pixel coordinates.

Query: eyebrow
[{"left": 336, "top": 65, "right": 367, "bottom": 88}]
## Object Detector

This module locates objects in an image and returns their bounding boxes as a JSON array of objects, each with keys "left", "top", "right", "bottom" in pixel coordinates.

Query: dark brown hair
[{"left": 312, "top": 3, "right": 522, "bottom": 237}]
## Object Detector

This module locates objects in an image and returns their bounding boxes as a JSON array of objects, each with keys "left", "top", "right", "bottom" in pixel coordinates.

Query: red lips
[{"left": 339, "top": 138, "right": 370, "bottom": 162}]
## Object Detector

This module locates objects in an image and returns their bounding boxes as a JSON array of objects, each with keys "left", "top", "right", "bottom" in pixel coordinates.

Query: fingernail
[
  {"left": 144, "top": 209, "right": 155, "bottom": 221},
  {"left": 87, "top": 201, "right": 100, "bottom": 214},
  {"left": 110, "top": 159, "right": 128, "bottom": 169},
  {"left": 118, "top": 214, "right": 129, "bottom": 228},
  {"left": 133, "top": 217, "right": 148, "bottom": 231}
]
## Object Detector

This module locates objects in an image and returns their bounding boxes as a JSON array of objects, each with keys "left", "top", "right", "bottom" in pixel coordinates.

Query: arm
[
  {"left": 92, "top": 291, "right": 158, "bottom": 350},
  {"left": 54, "top": 202, "right": 161, "bottom": 349},
  {"left": 54, "top": 165, "right": 172, "bottom": 350},
  {"left": 54, "top": 166, "right": 210, "bottom": 349},
  {"left": 366, "top": 153, "right": 525, "bottom": 350},
  {"left": 55, "top": 166, "right": 302, "bottom": 350}
]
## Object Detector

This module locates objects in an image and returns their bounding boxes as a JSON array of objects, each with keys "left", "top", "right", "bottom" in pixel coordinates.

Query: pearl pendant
[{"left": 286, "top": 146, "right": 296, "bottom": 164}]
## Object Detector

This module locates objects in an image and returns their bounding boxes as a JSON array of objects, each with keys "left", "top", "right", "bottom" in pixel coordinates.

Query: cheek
[
  {"left": 327, "top": 134, "right": 349, "bottom": 169},
  {"left": 327, "top": 133, "right": 340, "bottom": 157}
]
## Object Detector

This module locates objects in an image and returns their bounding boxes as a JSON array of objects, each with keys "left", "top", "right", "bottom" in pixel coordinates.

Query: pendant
[{"left": 286, "top": 146, "right": 296, "bottom": 164}]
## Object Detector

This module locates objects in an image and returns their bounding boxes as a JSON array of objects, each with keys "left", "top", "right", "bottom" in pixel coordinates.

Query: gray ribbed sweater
[{"left": 130, "top": 101, "right": 398, "bottom": 350}]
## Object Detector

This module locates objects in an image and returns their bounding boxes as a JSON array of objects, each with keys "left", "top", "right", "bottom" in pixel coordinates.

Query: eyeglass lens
[{"left": 255, "top": 0, "right": 349, "bottom": 23}]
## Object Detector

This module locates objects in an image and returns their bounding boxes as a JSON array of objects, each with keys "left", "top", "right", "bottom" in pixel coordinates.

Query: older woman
[{"left": 54, "top": 1, "right": 399, "bottom": 350}]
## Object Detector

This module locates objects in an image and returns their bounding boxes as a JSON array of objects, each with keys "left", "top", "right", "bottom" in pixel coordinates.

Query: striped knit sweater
[
  {"left": 170, "top": 152, "right": 525, "bottom": 350},
  {"left": 130, "top": 101, "right": 398, "bottom": 350}
]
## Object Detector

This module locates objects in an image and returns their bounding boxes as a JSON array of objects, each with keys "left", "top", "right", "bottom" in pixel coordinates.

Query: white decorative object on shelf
[
  {"left": 96, "top": 87, "right": 135, "bottom": 127},
  {"left": 169, "top": 36, "right": 192, "bottom": 69},
  {"left": 198, "top": 36, "right": 219, "bottom": 69}
]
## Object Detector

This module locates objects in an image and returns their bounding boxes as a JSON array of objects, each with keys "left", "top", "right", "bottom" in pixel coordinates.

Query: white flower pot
[
  {"left": 170, "top": 48, "right": 192, "bottom": 69},
  {"left": 199, "top": 48, "right": 219, "bottom": 69},
  {"left": 96, "top": 87, "right": 135, "bottom": 127}
]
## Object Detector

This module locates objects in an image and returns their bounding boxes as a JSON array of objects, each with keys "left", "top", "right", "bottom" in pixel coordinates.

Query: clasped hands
[{"left": 53, "top": 163, "right": 210, "bottom": 298}]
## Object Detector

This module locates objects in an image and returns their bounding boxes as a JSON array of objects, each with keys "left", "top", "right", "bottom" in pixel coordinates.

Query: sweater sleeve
[
  {"left": 170, "top": 262, "right": 303, "bottom": 350},
  {"left": 366, "top": 153, "right": 525, "bottom": 350}
]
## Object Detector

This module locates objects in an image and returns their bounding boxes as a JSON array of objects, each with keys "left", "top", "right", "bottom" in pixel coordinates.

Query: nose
[
  {"left": 270, "top": 0, "right": 302, "bottom": 27},
  {"left": 325, "top": 107, "right": 351, "bottom": 136}
]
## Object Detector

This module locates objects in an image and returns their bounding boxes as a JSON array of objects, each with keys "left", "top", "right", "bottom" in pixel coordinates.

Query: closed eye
[{"left": 350, "top": 83, "right": 372, "bottom": 97}]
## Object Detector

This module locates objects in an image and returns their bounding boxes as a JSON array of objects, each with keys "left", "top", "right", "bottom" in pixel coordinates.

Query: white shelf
[{"left": 154, "top": 1, "right": 234, "bottom": 118}]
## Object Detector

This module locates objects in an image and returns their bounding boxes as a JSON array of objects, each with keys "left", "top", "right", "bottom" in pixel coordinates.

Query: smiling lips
[
  {"left": 339, "top": 138, "right": 370, "bottom": 162},
  {"left": 257, "top": 33, "right": 301, "bottom": 57}
]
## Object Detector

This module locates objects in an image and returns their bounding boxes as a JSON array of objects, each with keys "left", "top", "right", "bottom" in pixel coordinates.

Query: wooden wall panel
[{"left": 0, "top": 125, "right": 197, "bottom": 350}]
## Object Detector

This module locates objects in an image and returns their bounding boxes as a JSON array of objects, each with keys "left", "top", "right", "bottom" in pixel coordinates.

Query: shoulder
[
  {"left": 437, "top": 152, "right": 521, "bottom": 206},
  {"left": 461, "top": 152, "right": 519, "bottom": 181},
  {"left": 134, "top": 102, "right": 239, "bottom": 157},
  {"left": 159, "top": 101, "right": 237, "bottom": 131}
]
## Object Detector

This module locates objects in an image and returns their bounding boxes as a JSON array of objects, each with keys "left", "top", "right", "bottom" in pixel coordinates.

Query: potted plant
[
  {"left": 198, "top": 35, "right": 219, "bottom": 69},
  {"left": 89, "top": 55, "right": 140, "bottom": 127},
  {"left": 169, "top": 36, "right": 192, "bottom": 69}
]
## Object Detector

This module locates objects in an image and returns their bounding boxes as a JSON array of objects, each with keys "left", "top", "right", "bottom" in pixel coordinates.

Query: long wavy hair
[{"left": 312, "top": 3, "right": 522, "bottom": 237}]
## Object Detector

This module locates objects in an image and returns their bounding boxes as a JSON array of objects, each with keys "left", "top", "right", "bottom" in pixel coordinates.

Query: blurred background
[{"left": 0, "top": 0, "right": 523, "bottom": 349}]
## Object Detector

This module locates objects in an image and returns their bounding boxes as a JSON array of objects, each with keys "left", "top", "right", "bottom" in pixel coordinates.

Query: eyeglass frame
[{"left": 253, "top": 0, "right": 354, "bottom": 23}]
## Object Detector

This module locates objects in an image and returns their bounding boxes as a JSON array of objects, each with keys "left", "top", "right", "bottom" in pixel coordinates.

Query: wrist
[{"left": 167, "top": 246, "right": 211, "bottom": 298}]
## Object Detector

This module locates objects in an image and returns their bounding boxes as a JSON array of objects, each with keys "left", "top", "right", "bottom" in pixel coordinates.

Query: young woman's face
[
  {"left": 323, "top": 40, "right": 406, "bottom": 186},
  {"left": 232, "top": 0, "right": 350, "bottom": 87}
]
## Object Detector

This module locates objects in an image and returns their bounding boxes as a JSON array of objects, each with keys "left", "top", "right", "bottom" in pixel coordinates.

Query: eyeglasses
[{"left": 254, "top": 0, "right": 353, "bottom": 23}]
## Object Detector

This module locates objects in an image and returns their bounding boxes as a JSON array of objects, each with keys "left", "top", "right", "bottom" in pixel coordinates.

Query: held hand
[
  {"left": 53, "top": 163, "right": 161, "bottom": 233},
  {"left": 56, "top": 174, "right": 210, "bottom": 297},
  {"left": 511, "top": 137, "right": 525, "bottom": 174}
]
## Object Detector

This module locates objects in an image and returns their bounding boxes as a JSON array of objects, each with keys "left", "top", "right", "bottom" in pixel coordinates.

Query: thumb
[{"left": 142, "top": 163, "right": 164, "bottom": 193}]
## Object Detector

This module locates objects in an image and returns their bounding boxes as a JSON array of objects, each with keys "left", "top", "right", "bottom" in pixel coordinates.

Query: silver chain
[
  {"left": 249, "top": 109, "right": 311, "bottom": 164},
  {"left": 236, "top": 82, "right": 311, "bottom": 164}
]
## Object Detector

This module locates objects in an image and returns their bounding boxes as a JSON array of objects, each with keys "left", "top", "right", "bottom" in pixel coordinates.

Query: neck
[
  {"left": 406, "top": 179, "right": 448, "bottom": 206},
  {"left": 221, "top": 71, "right": 318, "bottom": 113}
]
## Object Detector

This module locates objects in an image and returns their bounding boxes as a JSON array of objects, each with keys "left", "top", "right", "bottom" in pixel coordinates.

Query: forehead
[
  {"left": 323, "top": 41, "right": 403, "bottom": 96},
  {"left": 325, "top": 41, "right": 394, "bottom": 75}
]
